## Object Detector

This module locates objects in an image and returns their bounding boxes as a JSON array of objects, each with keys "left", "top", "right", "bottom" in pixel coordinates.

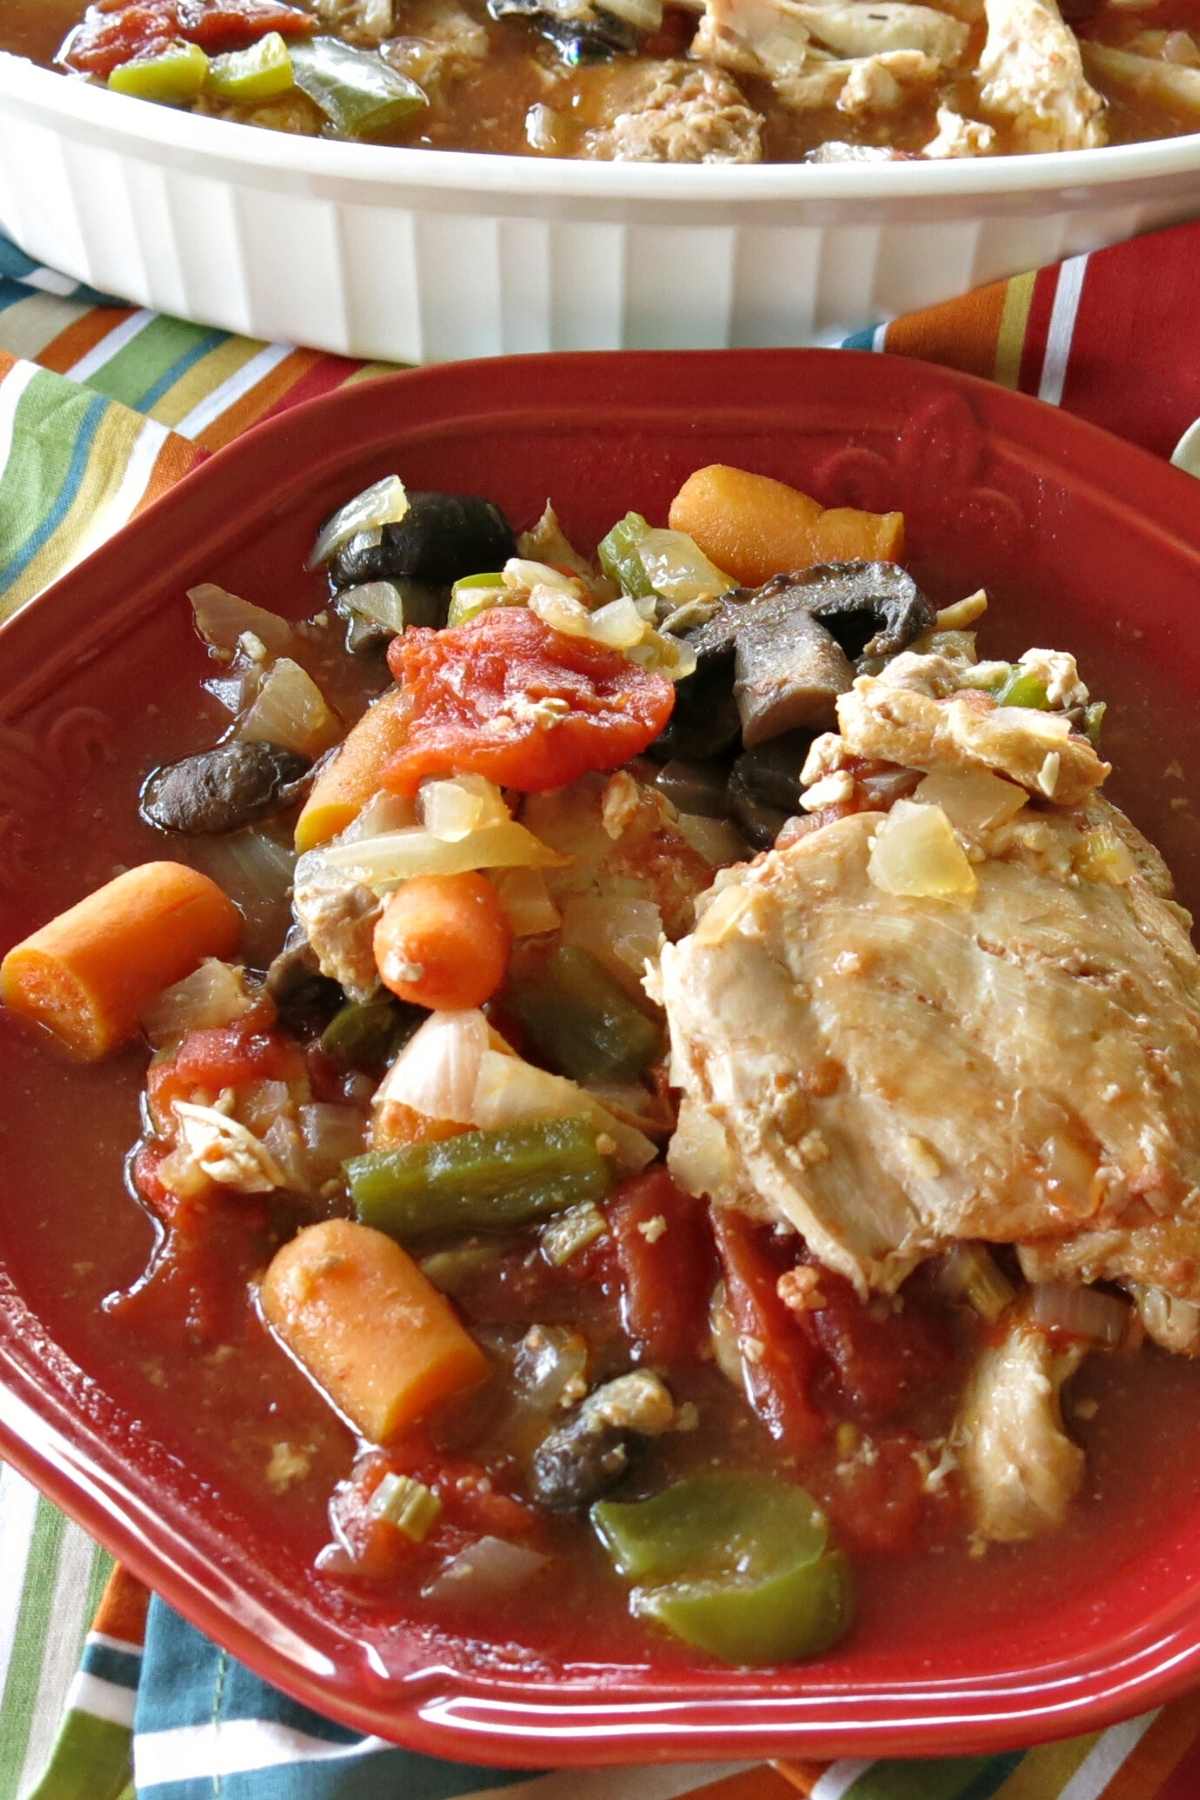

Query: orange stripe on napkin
[
  {"left": 1100, "top": 1695, "right": 1200, "bottom": 1798},
  {"left": 91, "top": 1566, "right": 149, "bottom": 1649},
  {"left": 883, "top": 280, "right": 1008, "bottom": 382},
  {"left": 691, "top": 1768, "right": 799, "bottom": 1798},
  {"left": 195, "top": 347, "right": 319, "bottom": 454},
  {"left": 771, "top": 1762, "right": 826, "bottom": 1794},
  {"left": 37, "top": 306, "right": 139, "bottom": 377}
]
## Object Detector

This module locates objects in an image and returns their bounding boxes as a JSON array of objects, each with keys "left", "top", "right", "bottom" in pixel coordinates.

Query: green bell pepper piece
[
  {"left": 592, "top": 1474, "right": 854, "bottom": 1666},
  {"left": 206, "top": 32, "right": 294, "bottom": 103},
  {"left": 291, "top": 38, "right": 427, "bottom": 141},
  {"left": 597, "top": 513, "right": 656, "bottom": 600},
  {"left": 320, "top": 997, "right": 418, "bottom": 1072},
  {"left": 447, "top": 572, "right": 510, "bottom": 628},
  {"left": 109, "top": 41, "right": 209, "bottom": 103},
  {"left": 505, "top": 946, "right": 662, "bottom": 1085},
  {"left": 1085, "top": 700, "right": 1106, "bottom": 748},
  {"left": 346, "top": 1115, "right": 615, "bottom": 1241}
]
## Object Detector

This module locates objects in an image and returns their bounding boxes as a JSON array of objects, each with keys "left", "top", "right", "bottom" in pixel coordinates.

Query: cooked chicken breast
[
  {"left": 977, "top": 0, "right": 1105, "bottom": 151},
  {"left": 580, "top": 61, "right": 764, "bottom": 162},
  {"left": 691, "top": 0, "right": 951, "bottom": 111},
  {"left": 658, "top": 781, "right": 1200, "bottom": 1302},
  {"left": 956, "top": 1310, "right": 1085, "bottom": 1541}
]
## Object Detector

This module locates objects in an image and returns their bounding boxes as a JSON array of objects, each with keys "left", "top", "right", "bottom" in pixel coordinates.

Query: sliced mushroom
[
  {"left": 528, "top": 1370, "right": 675, "bottom": 1511},
  {"left": 329, "top": 490, "right": 516, "bottom": 593},
  {"left": 487, "top": 0, "right": 641, "bottom": 60},
  {"left": 732, "top": 732, "right": 814, "bottom": 815},
  {"left": 734, "top": 600, "right": 854, "bottom": 745},
  {"left": 264, "top": 926, "right": 343, "bottom": 1033},
  {"left": 140, "top": 742, "right": 310, "bottom": 835},
  {"left": 769, "top": 562, "right": 937, "bottom": 661}
]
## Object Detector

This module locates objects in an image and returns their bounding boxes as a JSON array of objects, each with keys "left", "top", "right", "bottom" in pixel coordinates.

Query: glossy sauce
[{"left": 3, "top": 0, "right": 1199, "bottom": 160}]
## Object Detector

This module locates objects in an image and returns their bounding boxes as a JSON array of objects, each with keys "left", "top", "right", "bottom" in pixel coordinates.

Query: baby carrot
[
  {"left": 668, "top": 464, "right": 905, "bottom": 587},
  {"left": 260, "top": 1218, "right": 489, "bottom": 1443},
  {"left": 1, "top": 861, "right": 241, "bottom": 1060},
  {"left": 373, "top": 872, "right": 511, "bottom": 1011},
  {"left": 295, "top": 686, "right": 410, "bottom": 852}
]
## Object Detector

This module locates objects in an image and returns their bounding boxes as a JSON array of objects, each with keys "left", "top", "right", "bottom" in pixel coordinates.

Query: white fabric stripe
[
  {"left": 468, "top": 1763, "right": 764, "bottom": 1800},
  {"left": 0, "top": 1466, "right": 41, "bottom": 1706},
  {"left": 172, "top": 340, "right": 292, "bottom": 440},
  {"left": 66, "top": 307, "right": 153, "bottom": 382},
  {"left": 1057, "top": 1710, "right": 1161, "bottom": 1800},
  {"left": 872, "top": 322, "right": 889, "bottom": 353},
  {"left": 66, "top": 413, "right": 171, "bottom": 572},
  {"left": 810, "top": 1758, "right": 877, "bottom": 1800},
  {"left": 19, "top": 265, "right": 77, "bottom": 296},
  {"left": 1038, "top": 252, "right": 1089, "bottom": 407},
  {"left": 87, "top": 1631, "right": 144, "bottom": 1658},
  {"left": 68, "top": 1671, "right": 137, "bottom": 1729},
  {"left": 0, "top": 357, "right": 40, "bottom": 480},
  {"left": 18, "top": 1512, "right": 102, "bottom": 1794}
]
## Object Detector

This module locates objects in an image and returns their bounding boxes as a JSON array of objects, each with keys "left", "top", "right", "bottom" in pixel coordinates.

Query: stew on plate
[
  {"left": 5, "top": 462, "right": 1200, "bottom": 1666},
  {"left": 4, "top": 0, "right": 1199, "bottom": 162}
]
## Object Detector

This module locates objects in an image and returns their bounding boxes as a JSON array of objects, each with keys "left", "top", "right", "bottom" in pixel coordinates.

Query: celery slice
[
  {"left": 505, "top": 946, "right": 662, "bottom": 1085},
  {"left": 598, "top": 514, "right": 656, "bottom": 600},
  {"left": 291, "top": 37, "right": 427, "bottom": 140}
]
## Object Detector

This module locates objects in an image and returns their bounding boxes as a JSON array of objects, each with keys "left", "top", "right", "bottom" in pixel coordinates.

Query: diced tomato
[
  {"left": 711, "top": 1210, "right": 825, "bottom": 1452},
  {"left": 824, "top": 1431, "right": 929, "bottom": 1555},
  {"left": 148, "top": 1021, "right": 304, "bottom": 1129},
  {"left": 382, "top": 608, "right": 674, "bottom": 794},
  {"left": 806, "top": 1267, "right": 953, "bottom": 1425},
  {"left": 607, "top": 1167, "right": 714, "bottom": 1366},
  {"left": 64, "top": 0, "right": 314, "bottom": 78},
  {"left": 639, "top": 5, "right": 694, "bottom": 58},
  {"left": 372, "top": 1443, "right": 540, "bottom": 1540}
]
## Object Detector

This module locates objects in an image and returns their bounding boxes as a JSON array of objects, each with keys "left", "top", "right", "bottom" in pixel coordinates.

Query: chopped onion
[
  {"left": 237, "top": 657, "right": 342, "bottom": 759},
  {"left": 1030, "top": 1281, "right": 1129, "bottom": 1348},
  {"left": 867, "top": 800, "right": 977, "bottom": 899},
  {"left": 503, "top": 557, "right": 580, "bottom": 595},
  {"left": 303, "top": 818, "right": 565, "bottom": 893},
  {"left": 339, "top": 580, "right": 407, "bottom": 637},
  {"left": 339, "top": 790, "right": 416, "bottom": 842},
  {"left": 937, "top": 1243, "right": 1015, "bottom": 1324},
  {"left": 528, "top": 586, "right": 593, "bottom": 638},
  {"left": 912, "top": 768, "right": 1026, "bottom": 837},
  {"left": 261, "top": 1115, "right": 311, "bottom": 1192},
  {"left": 421, "top": 1536, "right": 548, "bottom": 1605},
  {"left": 561, "top": 894, "right": 664, "bottom": 992},
  {"left": 197, "top": 828, "right": 297, "bottom": 911},
  {"left": 300, "top": 1103, "right": 367, "bottom": 1180},
  {"left": 237, "top": 1079, "right": 292, "bottom": 1137},
  {"left": 375, "top": 1008, "right": 490, "bottom": 1125},
  {"left": 472, "top": 1048, "right": 656, "bottom": 1172},
  {"left": 141, "top": 959, "right": 256, "bottom": 1049},
  {"left": 188, "top": 584, "right": 293, "bottom": 657},
  {"left": 307, "top": 475, "right": 408, "bottom": 570},
  {"left": 203, "top": 671, "right": 259, "bottom": 716},
  {"left": 1075, "top": 825, "right": 1136, "bottom": 887},
  {"left": 587, "top": 595, "right": 646, "bottom": 650},
  {"left": 491, "top": 866, "right": 561, "bottom": 937},
  {"left": 668, "top": 1096, "right": 735, "bottom": 1199},
  {"left": 602, "top": 0, "right": 662, "bottom": 27},
  {"left": 1129, "top": 1283, "right": 1200, "bottom": 1355},
  {"left": 513, "top": 1324, "right": 590, "bottom": 1404},
  {"left": 540, "top": 1203, "right": 608, "bottom": 1268},
  {"left": 673, "top": 811, "right": 745, "bottom": 868},
  {"left": 584, "top": 1080, "right": 675, "bottom": 1140},
  {"left": 635, "top": 528, "right": 729, "bottom": 603},
  {"left": 418, "top": 774, "right": 510, "bottom": 842}
]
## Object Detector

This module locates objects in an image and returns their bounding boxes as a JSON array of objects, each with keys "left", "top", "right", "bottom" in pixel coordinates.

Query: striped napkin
[{"left": 3, "top": 219, "right": 1200, "bottom": 1800}]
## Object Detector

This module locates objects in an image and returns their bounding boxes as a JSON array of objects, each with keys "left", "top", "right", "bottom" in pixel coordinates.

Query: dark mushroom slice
[
  {"left": 264, "top": 926, "right": 344, "bottom": 1034},
  {"left": 654, "top": 757, "right": 733, "bottom": 819},
  {"left": 732, "top": 732, "right": 815, "bottom": 815},
  {"left": 528, "top": 1371, "right": 675, "bottom": 1512},
  {"left": 487, "top": 0, "right": 638, "bottom": 60},
  {"left": 328, "top": 491, "right": 516, "bottom": 595},
  {"left": 733, "top": 599, "right": 854, "bottom": 746},
  {"left": 140, "top": 742, "right": 310, "bottom": 836},
  {"left": 649, "top": 663, "right": 742, "bottom": 762},
  {"left": 727, "top": 768, "right": 790, "bottom": 851},
  {"left": 758, "top": 562, "right": 936, "bottom": 661}
]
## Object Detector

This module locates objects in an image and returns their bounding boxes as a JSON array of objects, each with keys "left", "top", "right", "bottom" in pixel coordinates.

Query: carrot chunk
[
  {"left": 1, "top": 862, "right": 241, "bottom": 1060},
  {"left": 260, "top": 1218, "right": 489, "bottom": 1443},
  {"left": 294, "top": 687, "right": 411, "bottom": 852},
  {"left": 373, "top": 872, "right": 511, "bottom": 1011},
  {"left": 668, "top": 465, "right": 905, "bottom": 588}
]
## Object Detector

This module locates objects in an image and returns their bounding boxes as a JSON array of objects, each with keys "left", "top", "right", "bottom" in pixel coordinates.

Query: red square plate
[{"left": 4, "top": 349, "right": 1200, "bottom": 1764}]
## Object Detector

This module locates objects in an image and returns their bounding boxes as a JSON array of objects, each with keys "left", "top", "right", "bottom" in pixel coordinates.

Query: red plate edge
[{"left": 4, "top": 349, "right": 1200, "bottom": 1764}]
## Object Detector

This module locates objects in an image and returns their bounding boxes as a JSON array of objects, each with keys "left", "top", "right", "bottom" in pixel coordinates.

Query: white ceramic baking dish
[{"left": 1, "top": 52, "right": 1198, "bottom": 362}]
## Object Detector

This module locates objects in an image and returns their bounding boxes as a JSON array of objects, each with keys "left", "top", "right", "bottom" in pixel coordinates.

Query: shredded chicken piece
[
  {"left": 292, "top": 876, "right": 381, "bottom": 1003},
  {"left": 835, "top": 663, "right": 1109, "bottom": 805},
  {"left": 172, "top": 1099, "right": 286, "bottom": 1194},
  {"left": 922, "top": 104, "right": 998, "bottom": 156},
  {"left": 1127, "top": 1284, "right": 1200, "bottom": 1356},
  {"left": 789, "top": 1, "right": 969, "bottom": 61},
  {"left": 317, "top": 0, "right": 393, "bottom": 41},
  {"left": 581, "top": 61, "right": 764, "bottom": 162},
  {"left": 956, "top": 1310, "right": 1085, "bottom": 1541},
  {"left": 977, "top": 0, "right": 1106, "bottom": 150}
]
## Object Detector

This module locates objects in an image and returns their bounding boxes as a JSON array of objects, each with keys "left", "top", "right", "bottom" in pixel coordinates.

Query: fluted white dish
[{"left": 2, "top": 53, "right": 1198, "bottom": 360}]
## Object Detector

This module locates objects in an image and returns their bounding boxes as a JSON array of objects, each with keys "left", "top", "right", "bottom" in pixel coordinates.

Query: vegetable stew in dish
[
  {"left": 6, "top": 461, "right": 1200, "bottom": 1668},
  {"left": 4, "top": 0, "right": 1200, "bottom": 162}
]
